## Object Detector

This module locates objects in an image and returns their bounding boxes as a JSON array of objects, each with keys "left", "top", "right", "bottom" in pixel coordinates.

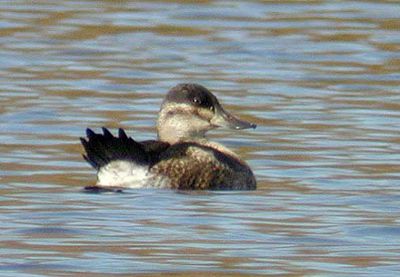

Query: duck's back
[{"left": 149, "top": 141, "right": 256, "bottom": 190}]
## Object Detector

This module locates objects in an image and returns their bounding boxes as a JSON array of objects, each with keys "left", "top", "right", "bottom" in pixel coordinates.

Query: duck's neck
[
  {"left": 158, "top": 127, "right": 240, "bottom": 160},
  {"left": 157, "top": 117, "right": 206, "bottom": 144},
  {"left": 157, "top": 113, "right": 240, "bottom": 160},
  {"left": 158, "top": 128, "right": 204, "bottom": 144}
]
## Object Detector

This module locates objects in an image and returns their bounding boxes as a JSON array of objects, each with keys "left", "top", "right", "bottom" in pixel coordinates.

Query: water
[{"left": 1, "top": 0, "right": 400, "bottom": 275}]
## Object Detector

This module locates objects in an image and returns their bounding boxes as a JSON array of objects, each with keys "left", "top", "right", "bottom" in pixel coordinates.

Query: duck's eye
[
  {"left": 192, "top": 97, "right": 201, "bottom": 105},
  {"left": 209, "top": 106, "right": 214, "bottom": 111}
]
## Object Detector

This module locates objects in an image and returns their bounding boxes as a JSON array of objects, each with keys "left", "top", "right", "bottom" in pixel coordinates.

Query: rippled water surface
[{"left": 1, "top": 0, "right": 400, "bottom": 275}]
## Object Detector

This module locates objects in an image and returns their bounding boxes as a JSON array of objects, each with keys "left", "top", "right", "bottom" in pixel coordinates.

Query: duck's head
[{"left": 157, "top": 83, "right": 256, "bottom": 144}]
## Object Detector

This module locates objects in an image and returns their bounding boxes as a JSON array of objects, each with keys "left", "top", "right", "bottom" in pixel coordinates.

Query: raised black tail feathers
[{"left": 80, "top": 127, "right": 148, "bottom": 170}]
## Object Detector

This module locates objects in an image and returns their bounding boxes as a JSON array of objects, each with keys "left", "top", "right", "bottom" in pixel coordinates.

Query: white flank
[
  {"left": 97, "top": 160, "right": 150, "bottom": 188},
  {"left": 96, "top": 160, "right": 169, "bottom": 188}
]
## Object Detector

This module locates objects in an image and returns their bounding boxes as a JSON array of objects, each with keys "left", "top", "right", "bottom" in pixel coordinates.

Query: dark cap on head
[{"left": 166, "top": 83, "right": 216, "bottom": 110}]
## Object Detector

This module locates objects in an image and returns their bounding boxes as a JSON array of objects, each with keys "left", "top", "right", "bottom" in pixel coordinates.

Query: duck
[{"left": 80, "top": 83, "right": 257, "bottom": 190}]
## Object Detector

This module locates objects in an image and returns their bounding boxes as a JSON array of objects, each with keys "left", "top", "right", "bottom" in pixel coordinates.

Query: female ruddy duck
[{"left": 81, "top": 83, "right": 257, "bottom": 190}]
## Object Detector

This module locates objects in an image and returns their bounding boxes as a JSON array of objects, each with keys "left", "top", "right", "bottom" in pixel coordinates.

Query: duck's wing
[
  {"left": 140, "top": 140, "right": 171, "bottom": 165},
  {"left": 149, "top": 142, "right": 256, "bottom": 190}
]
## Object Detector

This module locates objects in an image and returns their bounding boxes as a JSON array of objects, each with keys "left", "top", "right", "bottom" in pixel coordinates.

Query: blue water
[{"left": 1, "top": 0, "right": 400, "bottom": 275}]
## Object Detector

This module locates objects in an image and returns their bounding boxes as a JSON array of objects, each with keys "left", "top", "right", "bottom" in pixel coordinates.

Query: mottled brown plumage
[{"left": 149, "top": 142, "right": 256, "bottom": 190}]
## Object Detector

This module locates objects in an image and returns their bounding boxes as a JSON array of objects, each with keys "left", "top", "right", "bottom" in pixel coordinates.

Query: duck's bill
[{"left": 211, "top": 106, "right": 257, "bottom": 130}]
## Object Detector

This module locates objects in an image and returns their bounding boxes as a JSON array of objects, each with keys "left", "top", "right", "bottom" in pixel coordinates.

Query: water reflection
[{"left": 1, "top": 0, "right": 400, "bottom": 275}]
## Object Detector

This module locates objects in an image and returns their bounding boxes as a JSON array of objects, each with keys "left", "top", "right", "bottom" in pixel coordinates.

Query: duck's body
[{"left": 81, "top": 83, "right": 257, "bottom": 190}]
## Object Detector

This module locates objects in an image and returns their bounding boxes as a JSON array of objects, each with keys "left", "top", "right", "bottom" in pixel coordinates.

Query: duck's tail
[
  {"left": 80, "top": 127, "right": 149, "bottom": 170},
  {"left": 80, "top": 128, "right": 154, "bottom": 188}
]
